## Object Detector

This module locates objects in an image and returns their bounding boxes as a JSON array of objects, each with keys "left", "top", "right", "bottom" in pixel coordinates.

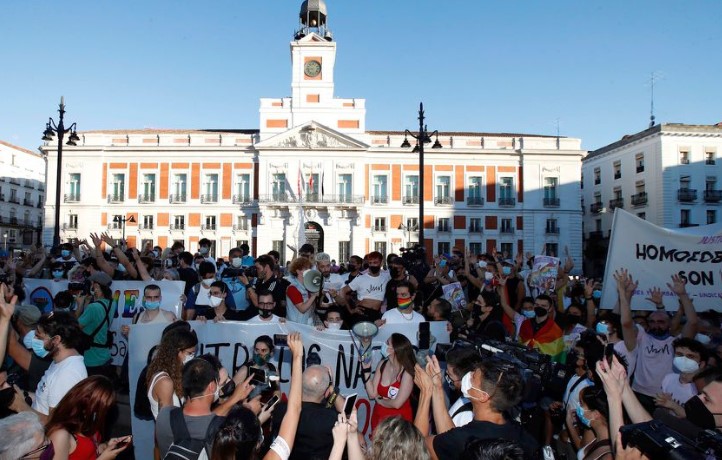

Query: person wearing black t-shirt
[
  {"left": 176, "top": 251, "right": 199, "bottom": 296},
  {"left": 247, "top": 255, "right": 287, "bottom": 318},
  {"left": 426, "top": 357, "right": 539, "bottom": 460}
]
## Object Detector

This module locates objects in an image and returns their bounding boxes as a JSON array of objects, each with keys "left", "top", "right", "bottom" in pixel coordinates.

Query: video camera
[
  {"left": 473, "top": 339, "right": 554, "bottom": 383},
  {"left": 620, "top": 420, "right": 722, "bottom": 459}
]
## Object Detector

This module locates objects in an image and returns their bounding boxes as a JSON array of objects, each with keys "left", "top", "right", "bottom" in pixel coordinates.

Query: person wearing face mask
[
  {"left": 185, "top": 261, "right": 237, "bottom": 320},
  {"left": 314, "top": 252, "right": 346, "bottom": 321},
  {"left": 342, "top": 255, "right": 363, "bottom": 285},
  {"left": 247, "top": 255, "right": 287, "bottom": 317},
  {"left": 50, "top": 262, "right": 67, "bottom": 281},
  {"left": 75, "top": 272, "right": 117, "bottom": 377},
  {"left": 54, "top": 242, "right": 78, "bottom": 266},
  {"left": 616, "top": 271, "right": 698, "bottom": 414},
  {"left": 218, "top": 247, "right": 252, "bottom": 313},
  {"left": 322, "top": 307, "right": 345, "bottom": 330},
  {"left": 655, "top": 338, "right": 707, "bottom": 412},
  {"left": 362, "top": 333, "right": 416, "bottom": 433},
  {"left": 247, "top": 291, "right": 283, "bottom": 324},
  {"left": 425, "top": 357, "right": 539, "bottom": 460},
  {"left": 8, "top": 311, "right": 88, "bottom": 423},
  {"left": 130, "top": 284, "right": 177, "bottom": 326},
  {"left": 378, "top": 282, "right": 424, "bottom": 326},
  {"left": 146, "top": 327, "right": 198, "bottom": 419},
  {"left": 594, "top": 318, "right": 636, "bottom": 380},
  {"left": 568, "top": 386, "right": 613, "bottom": 460},
  {"left": 232, "top": 335, "right": 281, "bottom": 401},
  {"left": 384, "top": 257, "right": 420, "bottom": 311},
  {"left": 201, "top": 281, "right": 247, "bottom": 322},
  {"left": 197, "top": 238, "right": 217, "bottom": 265},
  {"left": 562, "top": 304, "right": 589, "bottom": 353},
  {"left": 155, "top": 358, "right": 227, "bottom": 458},
  {"left": 499, "top": 279, "right": 565, "bottom": 362},
  {"left": 337, "top": 251, "right": 390, "bottom": 324}
]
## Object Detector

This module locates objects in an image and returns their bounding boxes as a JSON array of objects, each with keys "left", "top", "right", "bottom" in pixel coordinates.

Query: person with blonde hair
[{"left": 330, "top": 414, "right": 430, "bottom": 460}]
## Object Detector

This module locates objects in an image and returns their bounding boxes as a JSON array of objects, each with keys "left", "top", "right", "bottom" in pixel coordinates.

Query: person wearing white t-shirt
[
  {"left": 247, "top": 291, "right": 285, "bottom": 324},
  {"left": 378, "top": 282, "right": 424, "bottom": 325},
  {"left": 11, "top": 311, "right": 88, "bottom": 423},
  {"left": 656, "top": 338, "right": 707, "bottom": 413},
  {"left": 617, "top": 271, "right": 698, "bottom": 414},
  {"left": 337, "top": 251, "right": 390, "bottom": 323}
]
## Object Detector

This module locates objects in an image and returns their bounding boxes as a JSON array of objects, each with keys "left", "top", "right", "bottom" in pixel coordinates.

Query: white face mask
[
  {"left": 460, "top": 371, "right": 486, "bottom": 400},
  {"left": 231, "top": 257, "right": 243, "bottom": 268},
  {"left": 182, "top": 353, "right": 195, "bottom": 365},
  {"left": 696, "top": 333, "right": 712, "bottom": 345},
  {"left": 673, "top": 356, "right": 700, "bottom": 374},
  {"left": 202, "top": 278, "right": 214, "bottom": 287},
  {"left": 326, "top": 322, "right": 342, "bottom": 330},
  {"left": 484, "top": 272, "right": 494, "bottom": 281},
  {"left": 477, "top": 261, "right": 487, "bottom": 269},
  {"left": 209, "top": 295, "right": 223, "bottom": 308}
]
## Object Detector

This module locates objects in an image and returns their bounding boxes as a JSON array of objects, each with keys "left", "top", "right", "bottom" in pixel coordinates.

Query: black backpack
[{"left": 164, "top": 408, "right": 225, "bottom": 460}]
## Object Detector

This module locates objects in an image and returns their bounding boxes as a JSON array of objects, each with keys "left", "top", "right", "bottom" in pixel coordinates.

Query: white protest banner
[
  {"left": 601, "top": 209, "right": 722, "bottom": 311},
  {"left": 128, "top": 321, "right": 450, "bottom": 459},
  {"left": 24, "top": 279, "right": 185, "bottom": 365}
]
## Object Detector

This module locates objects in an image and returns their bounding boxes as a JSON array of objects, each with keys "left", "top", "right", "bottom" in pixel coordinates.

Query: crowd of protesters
[{"left": 1, "top": 235, "right": 722, "bottom": 460}]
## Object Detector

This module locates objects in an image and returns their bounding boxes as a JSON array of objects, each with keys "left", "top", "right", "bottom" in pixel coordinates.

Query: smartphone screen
[
  {"left": 265, "top": 394, "right": 280, "bottom": 409},
  {"left": 274, "top": 334, "right": 288, "bottom": 347},
  {"left": 343, "top": 393, "right": 358, "bottom": 417},
  {"left": 249, "top": 367, "right": 266, "bottom": 385}
]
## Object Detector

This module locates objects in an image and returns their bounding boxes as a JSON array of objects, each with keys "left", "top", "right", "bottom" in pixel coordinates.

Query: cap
[
  {"left": 88, "top": 272, "right": 113, "bottom": 287},
  {"left": 14, "top": 304, "right": 41, "bottom": 327}
]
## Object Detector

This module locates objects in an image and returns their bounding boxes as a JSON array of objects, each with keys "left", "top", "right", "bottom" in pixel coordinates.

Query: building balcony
[
  {"left": 23, "top": 199, "right": 33, "bottom": 206},
  {"left": 169, "top": 194, "right": 187, "bottom": 204},
  {"left": 614, "top": 172, "right": 622, "bottom": 180},
  {"left": 706, "top": 159, "right": 716, "bottom": 165},
  {"left": 546, "top": 226, "right": 560, "bottom": 235},
  {"left": 233, "top": 224, "right": 249, "bottom": 232},
  {"left": 498, "top": 197, "right": 516, "bottom": 207},
  {"left": 678, "top": 188, "right": 697, "bottom": 202},
  {"left": 636, "top": 166, "right": 645, "bottom": 173},
  {"left": 62, "top": 223, "right": 78, "bottom": 231},
  {"left": 38, "top": 184, "right": 45, "bottom": 192},
  {"left": 372, "top": 225, "right": 387, "bottom": 233},
  {"left": 467, "top": 196, "right": 484, "bottom": 206},
  {"left": 8, "top": 197, "right": 19, "bottom": 204},
  {"left": 469, "top": 226, "right": 483, "bottom": 234},
  {"left": 259, "top": 194, "right": 292, "bottom": 204},
  {"left": 403, "top": 195, "right": 419, "bottom": 205},
  {"left": 609, "top": 198, "right": 624, "bottom": 210},
  {"left": 704, "top": 190, "right": 722, "bottom": 203},
  {"left": 594, "top": 178, "right": 601, "bottom": 185},
  {"left": 0, "top": 193, "right": 4, "bottom": 201},
  {"left": 232, "top": 195, "right": 253, "bottom": 205},
  {"left": 24, "top": 181, "right": 34, "bottom": 189},
  {"left": 500, "top": 226, "right": 515, "bottom": 234},
  {"left": 590, "top": 202, "right": 604, "bottom": 214},
  {"left": 64, "top": 194, "right": 80, "bottom": 203},
  {"left": 680, "top": 222, "right": 699, "bottom": 228},
  {"left": 327, "top": 194, "right": 364, "bottom": 205},
  {"left": 107, "top": 222, "right": 122, "bottom": 230},
  {"left": 371, "top": 195, "right": 388, "bottom": 205},
  {"left": 138, "top": 223, "right": 154, "bottom": 230},
  {"left": 437, "top": 226, "right": 451, "bottom": 233},
  {"left": 201, "top": 224, "right": 217, "bottom": 231},
  {"left": 9, "top": 178, "right": 20, "bottom": 185},
  {"left": 170, "top": 224, "right": 185, "bottom": 231},
  {"left": 588, "top": 230, "right": 604, "bottom": 240},
  {"left": 36, "top": 202, "right": 43, "bottom": 208},
  {"left": 107, "top": 194, "right": 124, "bottom": 203},
  {"left": 631, "top": 192, "right": 648, "bottom": 206},
  {"left": 138, "top": 194, "right": 155, "bottom": 203},
  {"left": 543, "top": 197, "right": 560, "bottom": 207},
  {"left": 201, "top": 194, "right": 218, "bottom": 204},
  {"left": 434, "top": 196, "right": 453, "bottom": 206}
]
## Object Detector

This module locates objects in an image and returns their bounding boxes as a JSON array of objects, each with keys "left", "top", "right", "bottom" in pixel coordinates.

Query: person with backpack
[
  {"left": 156, "top": 357, "right": 253, "bottom": 459},
  {"left": 75, "top": 272, "right": 116, "bottom": 378}
]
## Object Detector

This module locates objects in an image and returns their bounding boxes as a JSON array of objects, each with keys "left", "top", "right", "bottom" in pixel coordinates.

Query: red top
[
  {"left": 69, "top": 433, "right": 98, "bottom": 460},
  {"left": 287, "top": 285, "right": 303, "bottom": 305},
  {"left": 370, "top": 361, "right": 413, "bottom": 433}
]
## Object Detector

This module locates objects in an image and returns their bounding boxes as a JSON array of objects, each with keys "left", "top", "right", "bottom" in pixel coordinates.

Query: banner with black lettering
[
  {"left": 24, "top": 279, "right": 185, "bottom": 365},
  {"left": 128, "top": 321, "right": 450, "bottom": 459},
  {"left": 601, "top": 209, "right": 722, "bottom": 310}
]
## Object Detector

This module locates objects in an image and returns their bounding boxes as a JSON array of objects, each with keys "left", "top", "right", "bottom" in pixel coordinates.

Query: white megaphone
[
  {"left": 350, "top": 321, "right": 379, "bottom": 365},
  {"left": 302, "top": 269, "right": 323, "bottom": 293}
]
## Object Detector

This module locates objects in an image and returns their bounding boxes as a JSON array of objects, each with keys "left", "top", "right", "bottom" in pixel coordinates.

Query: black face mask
[
  {"left": 368, "top": 266, "right": 381, "bottom": 275},
  {"left": 534, "top": 306, "right": 549, "bottom": 318},
  {"left": 0, "top": 387, "right": 15, "bottom": 409},
  {"left": 347, "top": 264, "right": 357, "bottom": 272},
  {"left": 258, "top": 309, "right": 273, "bottom": 319},
  {"left": 684, "top": 396, "right": 722, "bottom": 429},
  {"left": 390, "top": 267, "right": 401, "bottom": 278}
]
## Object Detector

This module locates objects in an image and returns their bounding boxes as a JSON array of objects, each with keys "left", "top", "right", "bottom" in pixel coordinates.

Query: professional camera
[
  {"left": 620, "top": 420, "right": 721, "bottom": 460},
  {"left": 244, "top": 265, "right": 258, "bottom": 278},
  {"left": 474, "top": 339, "right": 554, "bottom": 383}
]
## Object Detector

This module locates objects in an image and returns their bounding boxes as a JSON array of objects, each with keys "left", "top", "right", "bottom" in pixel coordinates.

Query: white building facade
[
  {"left": 581, "top": 123, "right": 722, "bottom": 275},
  {"left": 0, "top": 140, "right": 46, "bottom": 253},
  {"left": 40, "top": 1, "right": 586, "bottom": 265}
]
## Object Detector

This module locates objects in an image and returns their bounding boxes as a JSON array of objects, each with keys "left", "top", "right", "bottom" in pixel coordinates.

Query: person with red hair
[{"left": 44, "top": 376, "right": 131, "bottom": 459}]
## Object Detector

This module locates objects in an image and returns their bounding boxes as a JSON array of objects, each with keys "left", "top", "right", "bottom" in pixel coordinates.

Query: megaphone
[
  {"left": 350, "top": 321, "right": 379, "bottom": 365},
  {"left": 302, "top": 269, "right": 323, "bottom": 292}
]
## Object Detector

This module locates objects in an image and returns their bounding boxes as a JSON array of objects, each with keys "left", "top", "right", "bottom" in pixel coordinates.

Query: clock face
[{"left": 304, "top": 60, "right": 322, "bottom": 77}]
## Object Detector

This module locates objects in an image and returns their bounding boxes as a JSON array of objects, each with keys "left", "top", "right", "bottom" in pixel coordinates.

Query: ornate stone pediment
[{"left": 257, "top": 121, "right": 368, "bottom": 151}]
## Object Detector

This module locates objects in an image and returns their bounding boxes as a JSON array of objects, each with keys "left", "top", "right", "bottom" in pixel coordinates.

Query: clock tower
[
  {"left": 259, "top": 0, "right": 366, "bottom": 138},
  {"left": 291, "top": 0, "right": 336, "bottom": 107}
]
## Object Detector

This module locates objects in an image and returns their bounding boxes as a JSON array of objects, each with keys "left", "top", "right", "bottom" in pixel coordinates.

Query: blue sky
[{"left": 2, "top": 1, "right": 721, "bottom": 152}]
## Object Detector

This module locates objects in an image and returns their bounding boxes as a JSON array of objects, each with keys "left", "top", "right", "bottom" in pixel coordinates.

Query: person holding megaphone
[{"left": 284, "top": 257, "right": 321, "bottom": 325}]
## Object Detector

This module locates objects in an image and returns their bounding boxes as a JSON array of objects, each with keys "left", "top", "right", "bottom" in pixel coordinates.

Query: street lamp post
[
  {"left": 42, "top": 97, "right": 79, "bottom": 249},
  {"left": 113, "top": 215, "right": 136, "bottom": 245},
  {"left": 400, "top": 102, "right": 442, "bottom": 247},
  {"left": 2, "top": 233, "right": 7, "bottom": 252}
]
